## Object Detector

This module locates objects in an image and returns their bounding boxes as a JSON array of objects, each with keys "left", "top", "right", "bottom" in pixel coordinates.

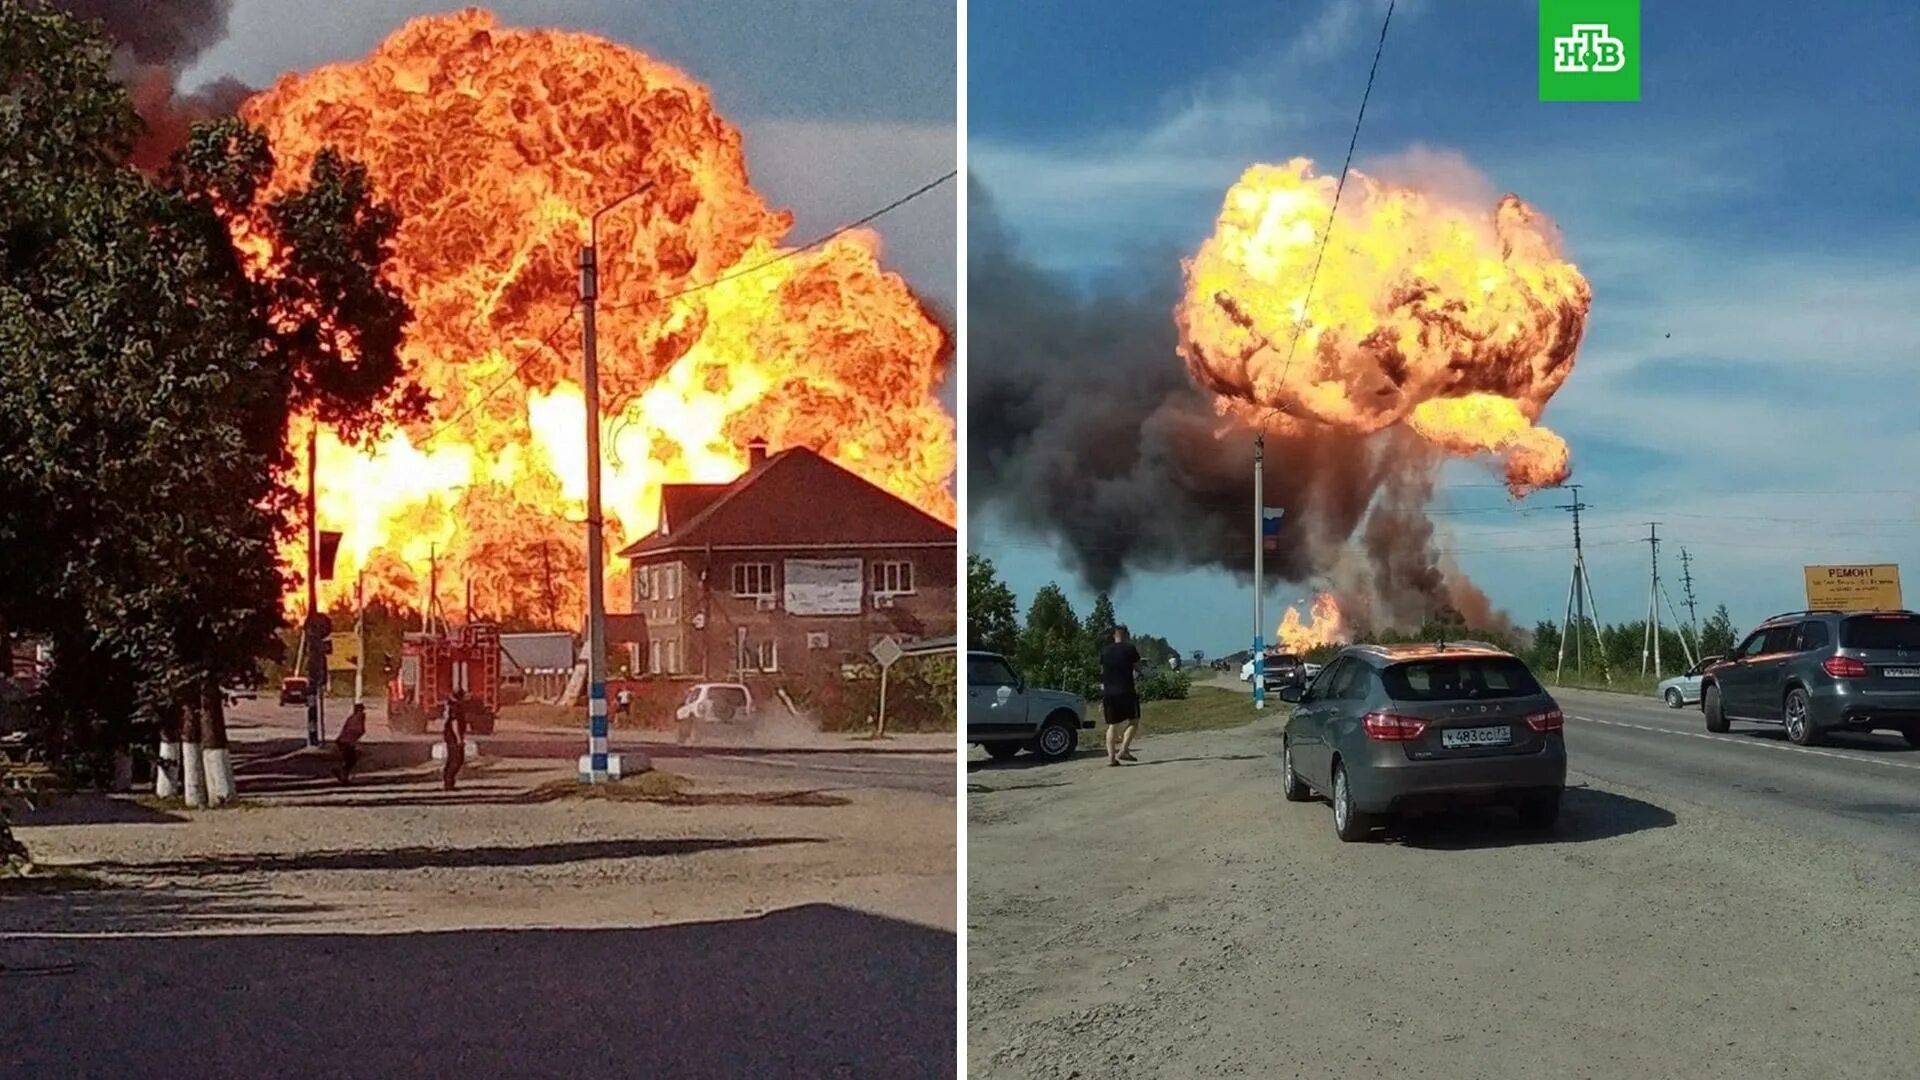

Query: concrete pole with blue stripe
[
  {"left": 1253, "top": 434, "right": 1265, "bottom": 711},
  {"left": 575, "top": 184, "right": 652, "bottom": 782}
]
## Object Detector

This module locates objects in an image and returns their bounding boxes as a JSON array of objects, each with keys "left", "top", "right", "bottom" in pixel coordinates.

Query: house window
[
  {"left": 634, "top": 570, "right": 651, "bottom": 602},
  {"left": 666, "top": 640, "right": 681, "bottom": 674},
  {"left": 871, "top": 560, "right": 914, "bottom": 595},
  {"left": 663, "top": 564, "right": 679, "bottom": 601},
  {"left": 732, "top": 562, "right": 775, "bottom": 597},
  {"left": 807, "top": 632, "right": 830, "bottom": 650},
  {"left": 649, "top": 640, "right": 663, "bottom": 675},
  {"left": 754, "top": 639, "right": 779, "bottom": 672}
]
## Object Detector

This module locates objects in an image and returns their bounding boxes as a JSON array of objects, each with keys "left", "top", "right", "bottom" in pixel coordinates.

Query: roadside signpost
[
  {"left": 1804, "top": 564, "right": 1902, "bottom": 611},
  {"left": 871, "top": 635, "right": 905, "bottom": 737}
]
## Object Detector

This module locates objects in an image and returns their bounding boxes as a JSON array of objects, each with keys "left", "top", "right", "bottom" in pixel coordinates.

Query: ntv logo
[
  {"left": 1539, "top": 1, "right": 1638, "bottom": 101},
  {"left": 1553, "top": 24, "right": 1626, "bottom": 73}
]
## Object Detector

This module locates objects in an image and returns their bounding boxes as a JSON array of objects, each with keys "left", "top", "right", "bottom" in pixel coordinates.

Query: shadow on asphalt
[
  {"left": 1389, "top": 785, "right": 1677, "bottom": 850},
  {"left": 78, "top": 836, "right": 821, "bottom": 878},
  {"left": 966, "top": 779, "right": 1071, "bottom": 795},
  {"left": 1132, "top": 754, "right": 1265, "bottom": 767},
  {"left": 11, "top": 794, "right": 189, "bottom": 828},
  {"left": 1734, "top": 728, "right": 1918, "bottom": 753},
  {"left": 0, "top": 902, "right": 955, "bottom": 1079},
  {"left": 964, "top": 748, "right": 1101, "bottom": 772}
]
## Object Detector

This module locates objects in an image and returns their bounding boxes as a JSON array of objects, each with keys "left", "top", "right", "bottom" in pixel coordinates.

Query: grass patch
[
  {"left": 518, "top": 771, "right": 849, "bottom": 807},
  {"left": 1136, "top": 686, "right": 1273, "bottom": 735},
  {"left": 0, "top": 864, "right": 106, "bottom": 892},
  {"left": 499, "top": 702, "right": 579, "bottom": 727},
  {"left": 131, "top": 794, "right": 265, "bottom": 812},
  {"left": 1547, "top": 671, "right": 1666, "bottom": 698}
]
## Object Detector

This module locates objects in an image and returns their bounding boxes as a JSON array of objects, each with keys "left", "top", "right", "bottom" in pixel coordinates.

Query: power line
[
  {"left": 408, "top": 169, "right": 956, "bottom": 449},
  {"left": 602, "top": 170, "right": 957, "bottom": 314},
  {"left": 1235, "top": 0, "right": 1396, "bottom": 429}
]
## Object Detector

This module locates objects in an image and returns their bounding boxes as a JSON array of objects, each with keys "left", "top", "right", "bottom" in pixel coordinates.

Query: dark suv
[
  {"left": 1277, "top": 642, "right": 1567, "bottom": 842},
  {"left": 1264, "top": 652, "right": 1307, "bottom": 691},
  {"left": 1700, "top": 609, "right": 1920, "bottom": 747}
]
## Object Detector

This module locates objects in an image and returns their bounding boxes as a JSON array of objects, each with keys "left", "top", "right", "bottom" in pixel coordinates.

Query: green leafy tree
[
  {"left": 0, "top": 3, "right": 418, "bottom": 798},
  {"left": 1699, "top": 605, "right": 1737, "bottom": 659},
  {"left": 1083, "top": 592, "right": 1118, "bottom": 656},
  {"left": 966, "top": 555, "right": 1020, "bottom": 656},
  {"left": 1018, "top": 583, "right": 1092, "bottom": 694}
]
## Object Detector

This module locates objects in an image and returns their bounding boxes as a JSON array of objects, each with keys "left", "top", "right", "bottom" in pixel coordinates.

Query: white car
[
  {"left": 675, "top": 683, "right": 754, "bottom": 723},
  {"left": 1655, "top": 656, "right": 1721, "bottom": 708}
]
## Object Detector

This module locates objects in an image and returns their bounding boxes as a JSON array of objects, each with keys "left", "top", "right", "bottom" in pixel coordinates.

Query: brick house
[{"left": 616, "top": 441, "right": 955, "bottom": 689}]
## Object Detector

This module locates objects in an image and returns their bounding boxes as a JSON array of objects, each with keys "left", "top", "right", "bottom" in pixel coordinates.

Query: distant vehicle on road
[
  {"left": 1277, "top": 641, "right": 1566, "bottom": 842},
  {"left": 1240, "top": 651, "right": 1308, "bottom": 690},
  {"left": 278, "top": 677, "right": 309, "bottom": 706},
  {"left": 1700, "top": 609, "right": 1920, "bottom": 747},
  {"left": 1655, "top": 655, "right": 1720, "bottom": 708},
  {"left": 967, "top": 650, "right": 1090, "bottom": 762},
  {"left": 676, "top": 683, "right": 754, "bottom": 725}
]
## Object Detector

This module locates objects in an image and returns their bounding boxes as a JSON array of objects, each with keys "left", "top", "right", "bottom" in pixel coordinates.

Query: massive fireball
[
  {"left": 239, "top": 9, "right": 954, "bottom": 620},
  {"left": 1176, "top": 158, "right": 1590, "bottom": 495}
]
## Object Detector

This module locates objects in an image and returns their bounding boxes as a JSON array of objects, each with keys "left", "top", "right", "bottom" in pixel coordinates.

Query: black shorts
[{"left": 1102, "top": 693, "right": 1140, "bottom": 725}]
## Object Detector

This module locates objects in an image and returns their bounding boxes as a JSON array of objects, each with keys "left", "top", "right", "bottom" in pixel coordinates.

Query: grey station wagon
[
  {"left": 1278, "top": 643, "right": 1568, "bottom": 842},
  {"left": 1700, "top": 609, "right": 1920, "bottom": 747}
]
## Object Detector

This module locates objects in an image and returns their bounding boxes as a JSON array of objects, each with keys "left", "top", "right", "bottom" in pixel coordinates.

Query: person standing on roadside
[
  {"left": 1099, "top": 625, "right": 1145, "bottom": 765},
  {"left": 333, "top": 701, "right": 368, "bottom": 783},
  {"left": 441, "top": 690, "right": 468, "bottom": 791}
]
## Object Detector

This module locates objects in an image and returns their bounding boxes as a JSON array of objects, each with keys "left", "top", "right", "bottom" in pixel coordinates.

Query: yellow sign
[
  {"left": 1804, "top": 564, "right": 1903, "bottom": 611},
  {"left": 327, "top": 632, "right": 361, "bottom": 671}
]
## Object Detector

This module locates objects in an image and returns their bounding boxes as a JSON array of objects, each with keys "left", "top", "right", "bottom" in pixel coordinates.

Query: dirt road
[
  {"left": 4, "top": 722, "right": 956, "bottom": 1078},
  {"left": 967, "top": 705, "right": 1920, "bottom": 1079}
]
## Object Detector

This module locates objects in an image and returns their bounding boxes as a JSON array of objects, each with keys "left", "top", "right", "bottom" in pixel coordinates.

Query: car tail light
[
  {"left": 1363, "top": 711, "right": 1428, "bottom": 741},
  {"left": 1526, "top": 708, "right": 1564, "bottom": 732},
  {"left": 1824, "top": 655, "right": 1868, "bottom": 678}
]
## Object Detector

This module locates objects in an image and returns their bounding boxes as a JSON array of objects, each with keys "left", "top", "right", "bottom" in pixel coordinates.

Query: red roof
[{"left": 619, "top": 448, "right": 953, "bottom": 557}]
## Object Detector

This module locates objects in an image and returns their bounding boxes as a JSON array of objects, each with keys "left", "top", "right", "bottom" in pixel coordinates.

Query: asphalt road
[
  {"left": 1555, "top": 687, "right": 1920, "bottom": 864},
  {"left": 223, "top": 698, "right": 955, "bottom": 797},
  {"left": 968, "top": 680, "right": 1920, "bottom": 1078}
]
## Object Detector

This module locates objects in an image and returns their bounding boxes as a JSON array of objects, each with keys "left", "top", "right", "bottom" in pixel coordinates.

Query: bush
[{"left": 1139, "top": 666, "right": 1191, "bottom": 702}]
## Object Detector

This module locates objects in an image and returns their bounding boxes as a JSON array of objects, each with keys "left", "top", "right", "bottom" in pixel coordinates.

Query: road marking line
[{"left": 1567, "top": 714, "right": 1920, "bottom": 772}]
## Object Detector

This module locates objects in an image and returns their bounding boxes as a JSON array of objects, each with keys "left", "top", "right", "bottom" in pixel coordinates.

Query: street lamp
[{"left": 577, "top": 180, "right": 653, "bottom": 783}]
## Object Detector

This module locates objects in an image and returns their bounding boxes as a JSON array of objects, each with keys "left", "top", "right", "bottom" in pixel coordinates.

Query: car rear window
[
  {"left": 1840, "top": 615, "right": 1920, "bottom": 650},
  {"left": 1382, "top": 657, "right": 1544, "bottom": 701}
]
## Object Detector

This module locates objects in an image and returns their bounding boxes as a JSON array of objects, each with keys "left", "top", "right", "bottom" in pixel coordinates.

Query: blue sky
[
  {"left": 184, "top": 0, "right": 956, "bottom": 317},
  {"left": 970, "top": 0, "right": 1920, "bottom": 657}
]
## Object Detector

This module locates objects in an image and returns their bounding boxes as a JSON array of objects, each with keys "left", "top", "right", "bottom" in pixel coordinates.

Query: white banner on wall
[{"left": 784, "top": 558, "right": 864, "bottom": 616}]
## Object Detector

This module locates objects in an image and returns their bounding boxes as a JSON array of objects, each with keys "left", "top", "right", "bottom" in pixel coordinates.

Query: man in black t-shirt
[{"left": 1098, "top": 625, "right": 1145, "bottom": 765}]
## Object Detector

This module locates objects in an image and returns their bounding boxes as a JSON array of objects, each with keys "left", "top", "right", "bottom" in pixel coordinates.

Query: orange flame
[
  {"left": 1177, "top": 158, "right": 1589, "bottom": 495},
  {"left": 1276, "top": 592, "right": 1346, "bottom": 654},
  {"left": 239, "top": 9, "right": 954, "bottom": 620}
]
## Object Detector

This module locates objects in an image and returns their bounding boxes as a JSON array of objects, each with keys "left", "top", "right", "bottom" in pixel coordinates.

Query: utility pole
[
  {"left": 1680, "top": 547, "right": 1701, "bottom": 635},
  {"left": 541, "top": 541, "right": 558, "bottom": 630},
  {"left": 304, "top": 424, "right": 323, "bottom": 747},
  {"left": 354, "top": 570, "right": 365, "bottom": 703},
  {"left": 577, "top": 181, "right": 652, "bottom": 783},
  {"left": 1554, "top": 485, "right": 1608, "bottom": 685},
  {"left": 1641, "top": 522, "right": 1662, "bottom": 677},
  {"left": 1252, "top": 433, "right": 1265, "bottom": 711}
]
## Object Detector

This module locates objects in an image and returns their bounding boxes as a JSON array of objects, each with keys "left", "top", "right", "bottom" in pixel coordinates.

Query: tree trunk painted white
[
  {"left": 204, "top": 747, "right": 234, "bottom": 804},
  {"left": 180, "top": 739, "right": 208, "bottom": 808},
  {"left": 155, "top": 739, "right": 182, "bottom": 798}
]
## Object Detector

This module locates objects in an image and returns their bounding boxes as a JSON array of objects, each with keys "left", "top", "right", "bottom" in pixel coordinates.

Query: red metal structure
[{"left": 388, "top": 622, "right": 501, "bottom": 735}]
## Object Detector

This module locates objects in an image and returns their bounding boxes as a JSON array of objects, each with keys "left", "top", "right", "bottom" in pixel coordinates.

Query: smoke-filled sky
[
  {"left": 971, "top": 0, "right": 1920, "bottom": 655},
  {"left": 65, "top": 0, "right": 955, "bottom": 325}
]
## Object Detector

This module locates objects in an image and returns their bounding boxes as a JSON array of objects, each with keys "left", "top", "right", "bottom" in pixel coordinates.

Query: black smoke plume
[
  {"left": 51, "top": 0, "right": 254, "bottom": 168},
  {"left": 967, "top": 176, "right": 1500, "bottom": 633}
]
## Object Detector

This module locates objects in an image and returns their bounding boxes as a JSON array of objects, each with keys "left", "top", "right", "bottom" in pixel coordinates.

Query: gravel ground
[
  {"left": 4, "top": 741, "right": 956, "bottom": 1078},
  {"left": 966, "top": 713, "right": 1920, "bottom": 1079}
]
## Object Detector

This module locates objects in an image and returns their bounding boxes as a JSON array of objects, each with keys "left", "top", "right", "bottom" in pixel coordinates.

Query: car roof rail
[{"left": 1759, "top": 609, "right": 1845, "bottom": 623}]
